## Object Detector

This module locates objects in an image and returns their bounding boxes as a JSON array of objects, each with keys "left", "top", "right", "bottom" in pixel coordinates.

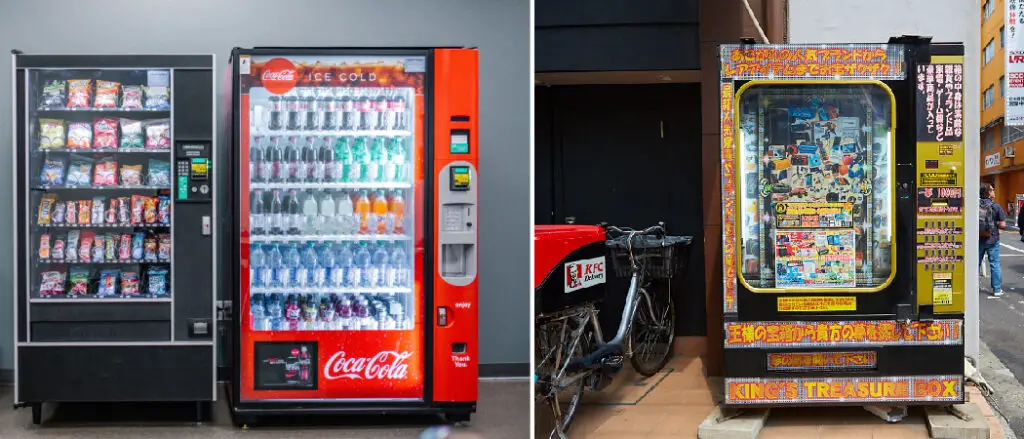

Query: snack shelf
[
  {"left": 251, "top": 287, "right": 412, "bottom": 295},
  {"left": 35, "top": 223, "right": 170, "bottom": 229},
  {"left": 248, "top": 234, "right": 412, "bottom": 243},
  {"left": 250, "top": 182, "right": 411, "bottom": 190},
  {"left": 37, "top": 148, "right": 171, "bottom": 154},
  {"left": 38, "top": 260, "right": 169, "bottom": 265},
  {"left": 35, "top": 109, "right": 170, "bottom": 115},
  {"left": 251, "top": 129, "right": 412, "bottom": 137},
  {"left": 30, "top": 297, "right": 172, "bottom": 303},
  {"left": 34, "top": 185, "right": 170, "bottom": 191}
]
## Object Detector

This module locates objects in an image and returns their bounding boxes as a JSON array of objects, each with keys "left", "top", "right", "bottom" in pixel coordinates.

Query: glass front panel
[
  {"left": 27, "top": 69, "right": 173, "bottom": 306},
  {"left": 736, "top": 83, "right": 894, "bottom": 291}
]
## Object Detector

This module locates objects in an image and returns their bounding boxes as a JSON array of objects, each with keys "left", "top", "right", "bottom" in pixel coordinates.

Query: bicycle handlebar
[{"left": 604, "top": 222, "right": 666, "bottom": 238}]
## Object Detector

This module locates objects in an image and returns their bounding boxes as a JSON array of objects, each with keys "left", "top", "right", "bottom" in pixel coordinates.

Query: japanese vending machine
[
  {"left": 12, "top": 53, "right": 217, "bottom": 424},
  {"left": 227, "top": 47, "right": 478, "bottom": 424},
  {"left": 718, "top": 39, "right": 966, "bottom": 410}
]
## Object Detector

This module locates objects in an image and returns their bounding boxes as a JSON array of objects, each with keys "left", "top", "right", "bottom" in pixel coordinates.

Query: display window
[{"left": 734, "top": 81, "right": 896, "bottom": 292}]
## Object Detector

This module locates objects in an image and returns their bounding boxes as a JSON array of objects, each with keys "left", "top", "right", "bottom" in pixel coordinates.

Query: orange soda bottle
[
  {"left": 355, "top": 189, "right": 371, "bottom": 234},
  {"left": 390, "top": 189, "right": 405, "bottom": 234},
  {"left": 372, "top": 189, "right": 389, "bottom": 234}
]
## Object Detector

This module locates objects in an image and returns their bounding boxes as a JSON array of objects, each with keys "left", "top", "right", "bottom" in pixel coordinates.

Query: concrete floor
[{"left": 0, "top": 380, "right": 529, "bottom": 438}]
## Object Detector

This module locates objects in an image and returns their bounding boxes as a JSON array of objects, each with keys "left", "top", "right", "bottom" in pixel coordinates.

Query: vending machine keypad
[{"left": 175, "top": 141, "right": 212, "bottom": 202}]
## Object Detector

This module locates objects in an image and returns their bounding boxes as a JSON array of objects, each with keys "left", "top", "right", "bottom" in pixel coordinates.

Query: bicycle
[{"left": 534, "top": 222, "right": 691, "bottom": 439}]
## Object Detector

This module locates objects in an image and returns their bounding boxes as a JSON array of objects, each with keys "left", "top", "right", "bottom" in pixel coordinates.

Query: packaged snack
[
  {"left": 66, "top": 79, "right": 92, "bottom": 108},
  {"left": 143, "top": 196, "right": 158, "bottom": 224},
  {"left": 120, "top": 164, "right": 143, "bottom": 186},
  {"left": 97, "top": 270, "right": 119, "bottom": 296},
  {"left": 93, "top": 117, "right": 119, "bottom": 149},
  {"left": 130, "top": 195, "right": 145, "bottom": 224},
  {"left": 119, "top": 119, "right": 145, "bottom": 149},
  {"left": 37, "top": 194, "right": 57, "bottom": 225},
  {"left": 40, "top": 270, "right": 66, "bottom": 297},
  {"left": 40, "top": 159, "right": 66, "bottom": 186},
  {"left": 92, "top": 157, "right": 118, "bottom": 186},
  {"left": 144, "top": 119, "right": 170, "bottom": 149},
  {"left": 117, "top": 196, "right": 131, "bottom": 224},
  {"left": 105, "top": 197, "right": 117, "bottom": 224},
  {"left": 66, "top": 230, "right": 80, "bottom": 261},
  {"left": 158, "top": 233, "right": 171, "bottom": 261},
  {"left": 131, "top": 232, "right": 145, "bottom": 260},
  {"left": 38, "top": 80, "right": 67, "bottom": 110},
  {"left": 91, "top": 196, "right": 105, "bottom": 225},
  {"left": 92, "top": 234, "right": 105, "bottom": 262},
  {"left": 105, "top": 233, "right": 117, "bottom": 261},
  {"left": 67, "top": 122, "right": 92, "bottom": 149},
  {"left": 93, "top": 81, "right": 120, "bottom": 108},
  {"left": 147, "top": 159, "right": 171, "bottom": 186},
  {"left": 68, "top": 267, "right": 90, "bottom": 296},
  {"left": 118, "top": 233, "right": 131, "bottom": 261},
  {"left": 121, "top": 86, "right": 143, "bottom": 109},
  {"left": 52, "top": 234, "right": 65, "bottom": 260},
  {"left": 39, "top": 119, "right": 66, "bottom": 149},
  {"left": 144, "top": 235, "right": 158, "bottom": 261},
  {"left": 52, "top": 201, "right": 66, "bottom": 224},
  {"left": 78, "top": 199, "right": 91, "bottom": 225},
  {"left": 146, "top": 267, "right": 169, "bottom": 296},
  {"left": 65, "top": 200, "right": 78, "bottom": 225},
  {"left": 158, "top": 196, "right": 171, "bottom": 225},
  {"left": 79, "top": 231, "right": 95, "bottom": 263},
  {"left": 144, "top": 86, "right": 170, "bottom": 110},
  {"left": 120, "top": 271, "right": 140, "bottom": 296},
  {"left": 39, "top": 233, "right": 51, "bottom": 259},
  {"left": 66, "top": 157, "right": 94, "bottom": 186}
]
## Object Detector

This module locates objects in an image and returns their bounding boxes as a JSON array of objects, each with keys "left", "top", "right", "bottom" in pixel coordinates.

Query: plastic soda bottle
[
  {"left": 337, "top": 243, "right": 356, "bottom": 287},
  {"left": 284, "top": 294, "right": 301, "bottom": 330},
  {"left": 365, "top": 137, "right": 384, "bottom": 182},
  {"left": 319, "top": 190, "right": 335, "bottom": 234},
  {"left": 285, "top": 243, "right": 303, "bottom": 288},
  {"left": 302, "top": 189, "right": 318, "bottom": 234},
  {"left": 355, "top": 190, "right": 372, "bottom": 234},
  {"left": 335, "top": 136, "right": 353, "bottom": 183},
  {"left": 251, "top": 243, "right": 269, "bottom": 287},
  {"left": 300, "top": 242, "right": 318, "bottom": 288},
  {"left": 389, "top": 244, "right": 408, "bottom": 287},
  {"left": 371, "top": 241, "right": 389, "bottom": 287},
  {"left": 390, "top": 189, "right": 405, "bottom": 234},
  {"left": 269, "top": 243, "right": 285, "bottom": 287},
  {"left": 351, "top": 137, "right": 368, "bottom": 182},
  {"left": 372, "top": 189, "right": 389, "bottom": 234},
  {"left": 251, "top": 190, "right": 266, "bottom": 235},
  {"left": 336, "top": 190, "right": 355, "bottom": 234},
  {"left": 355, "top": 242, "right": 373, "bottom": 287},
  {"left": 269, "top": 190, "right": 284, "bottom": 235},
  {"left": 316, "top": 243, "right": 333, "bottom": 288}
]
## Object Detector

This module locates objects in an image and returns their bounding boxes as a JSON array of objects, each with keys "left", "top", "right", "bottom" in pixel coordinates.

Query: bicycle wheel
[
  {"left": 628, "top": 283, "right": 675, "bottom": 377},
  {"left": 535, "top": 312, "right": 593, "bottom": 438}
]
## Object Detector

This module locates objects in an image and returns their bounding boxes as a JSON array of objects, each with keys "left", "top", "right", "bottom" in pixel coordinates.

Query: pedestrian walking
[{"left": 980, "top": 183, "right": 1007, "bottom": 296}]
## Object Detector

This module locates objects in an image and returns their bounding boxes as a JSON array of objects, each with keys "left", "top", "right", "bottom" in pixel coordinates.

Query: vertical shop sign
[
  {"left": 721, "top": 79, "right": 738, "bottom": 314},
  {"left": 915, "top": 64, "right": 963, "bottom": 141},
  {"left": 1008, "top": 0, "right": 1024, "bottom": 125}
]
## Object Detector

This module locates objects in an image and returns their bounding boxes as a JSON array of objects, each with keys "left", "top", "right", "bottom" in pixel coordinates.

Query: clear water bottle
[
  {"left": 371, "top": 241, "right": 389, "bottom": 287},
  {"left": 268, "top": 243, "right": 285, "bottom": 287},
  {"left": 379, "top": 308, "right": 396, "bottom": 330},
  {"left": 251, "top": 294, "right": 267, "bottom": 331},
  {"left": 300, "top": 242, "right": 318, "bottom": 288},
  {"left": 336, "top": 190, "right": 356, "bottom": 234},
  {"left": 336, "top": 243, "right": 356, "bottom": 287},
  {"left": 251, "top": 243, "right": 269, "bottom": 287},
  {"left": 250, "top": 190, "right": 266, "bottom": 235},
  {"left": 266, "top": 293, "right": 283, "bottom": 330},
  {"left": 316, "top": 243, "right": 334, "bottom": 288},
  {"left": 389, "top": 244, "right": 409, "bottom": 288},
  {"left": 284, "top": 243, "right": 302, "bottom": 288},
  {"left": 355, "top": 242, "right": 373, "bottom": 288},
  {"left": 302, "top": 189, "right": 319, "bottom": 234},
  {"left": 389, "top": 298, "right": 406, "bottom": 330},
  {"left": 319, "top": 190, "right": 335, "bottom": 235}
]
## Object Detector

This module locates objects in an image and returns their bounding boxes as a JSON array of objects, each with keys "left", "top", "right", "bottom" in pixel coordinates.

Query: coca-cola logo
[
  {"left": 261, "top": 58, "right": 299, "bottom": 95},
  {"left": 324, "top": 350, "right": 413, "bottom": 380}
]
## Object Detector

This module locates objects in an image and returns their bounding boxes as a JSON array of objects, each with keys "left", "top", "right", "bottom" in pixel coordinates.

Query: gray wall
[{"left": 0, "top": 0, "right": 530, "bottom": 371}]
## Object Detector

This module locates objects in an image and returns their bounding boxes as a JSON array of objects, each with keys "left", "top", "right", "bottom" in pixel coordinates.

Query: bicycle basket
[{"left": 606, "top": 235, "right": 693, "bottom": 280}]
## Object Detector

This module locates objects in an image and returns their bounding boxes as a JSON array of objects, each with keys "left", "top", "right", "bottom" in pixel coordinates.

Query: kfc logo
[
  {"left": 565, "top": 256, "right": 606, "bottom": 293},
  {"left": 323, "top": 350, "right": 413, "bottom": 380},
  {"left": 261, "top": 58, "right": 299, "bottom": 95}
]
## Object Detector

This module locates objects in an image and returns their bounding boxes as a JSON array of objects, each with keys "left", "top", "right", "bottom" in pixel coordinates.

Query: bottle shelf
[
  {"left": 37, "top": 148, "right": 171, "bottom": 154},
  {"left": 248, "top": 234, "right": 412, "bottom": 243},
  {"left": 250, "top": 129, "right": 412, "bottom": 138},
  {"left": 250, "top": 287, "right": 412, "bottom": 295},
  {"left": 30, "top": 297, "right": 172, "bottom": 303},
  {"left": 249, "top": 181, "right": 412, "bottom": 190}
]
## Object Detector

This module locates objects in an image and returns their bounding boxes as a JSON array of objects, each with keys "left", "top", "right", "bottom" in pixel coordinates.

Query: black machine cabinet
[
  {"left": 719, "top": 38, "right": 967, "bottom": 407},
  {"left": 12, "top": 53, "right": 217, "bottom": 424}
]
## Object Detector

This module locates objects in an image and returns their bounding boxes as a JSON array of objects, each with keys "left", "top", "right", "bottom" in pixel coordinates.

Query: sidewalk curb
[{"left": 977, "top": 340, "right": 1021, "bottom": 439}]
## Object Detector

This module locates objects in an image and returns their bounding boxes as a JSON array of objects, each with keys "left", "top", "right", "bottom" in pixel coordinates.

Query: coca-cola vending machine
[{"left": 227, "top": 48, "right": 479, "bottom": 425}]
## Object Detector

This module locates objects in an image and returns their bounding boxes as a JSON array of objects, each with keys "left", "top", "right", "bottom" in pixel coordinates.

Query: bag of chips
[
  {"left": 122, "top": 86, "right": 143, "bottom": 109},
  {"left": 40, "top": 159, "right": 66, "bottom": 186},
  {"left": 68, "top": 267, "right": 90, "bottom": 297},
  {"left": 67, "top": 122, "right": 92, "bottom": 149},
  {"left": 120, "top": 164, "right": 143, "bottom": 186},
  {"left": 38, "top": 80, "right": 66, "bottom": 110},
  {"left": 52, "top": 201, "right": 66, "bottom": 224},
  {"left": 78, "top": 199, "right": 91, "bottom": 225},
  {"left": 117, "top": 196, "right": 131, "bottom": 224},
  {"left": 91, "top": 196, "right": 105, "bottom": 225},
  {"left": 105, "top": 197, "right": 118, "bottom": 224},
  {"left": 66, "top": 157, "right": 94, "bottom": 186},
  {"left": 92, "top": 234, "right": 105, "bottom": 262},
  {"left": 39, "top": 233, "right": 51, "bottom": 259},
  {"left": 158, "top": 233, "right": 171, "bottom": 261},
  {"left": 40, "top": 270, "right": 66, "bottom": 297},
  {"left": 79, "top": 231, "right": 95, "bottom": 262},
  {"left": 66, "top": 230, "right": 80, "bottom": 261},
  {"left": 37, "top": 194, "right": 57, "bottom": 225},
  {"left": 65, "top": 200, "right": 78, "bottom": 225},
  {"left": 92, "top": 157, "right": 118, "bottom": 186},
  {"left": 145, "top": 119, "right": 170, "bottom": 149},
  {"left": 67, "top": 79, "right": 92, "bottom": 108},
  {"left": 52, "top": 234, "right": 65, "bottom": 261},
  {"left": 146, "top": 267, "right": 169, "bottom": 296},
  {"left": 93, "top": 81, "right": 120, "bottom": 108},
  {"left": 144, "top": 196, "right": 159, "bottom": 224},
  {"left": 97, "top": 270, "right": 119, "bottom": 297},
  {"left": 147, "top": 159, "right": 171, "bottom": 186},
  {"left": 105, "top": 233, "right": 117, "bottom": 261},
  {"left": 158, "top": 196, "right": 171, "bottom": 225},
  {"left": 144, "top": 86, "right": 170, "bottom": 110},
  {"left": 118, "top": 233, "right": 131, "bottom": 261},
  {"left": 131, "top": 232, "right": 145, "bottom": 260},
  {"left": 121, "top": 271, "right": 140, "bottom": 296},
  {"left": 144, "top": 234, "right": 158, "bottom": 261},
  {"left": 119, "top": 119, "right": 145, "bottom": 149},
  {"left": 93, "top": 117, "right": 119, "bottom": 149},
  {"left": 130, "top": 195, "right": 145, "bottom": 224},
  {"left": 39, "top": 119, "right": 66, "bottom": 149}
]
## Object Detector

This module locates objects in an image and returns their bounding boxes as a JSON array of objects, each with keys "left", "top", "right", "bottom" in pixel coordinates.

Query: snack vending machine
[
  {"left": 12, "top": 53, "right": 217, "bottom": 424},
  {"left": 227, "top": 47, "right": 478, "bottom": 424},
  {"left": 718, "top": 39, "right": 966, "bottom": 411}
]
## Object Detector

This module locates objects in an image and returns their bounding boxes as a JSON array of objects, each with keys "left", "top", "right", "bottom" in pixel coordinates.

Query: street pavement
[{"left": 979, "top": 225, "right": 1024, "bottom": 437}]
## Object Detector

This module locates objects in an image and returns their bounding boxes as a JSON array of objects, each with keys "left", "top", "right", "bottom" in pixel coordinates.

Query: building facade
[{"left": 981, "top": 0, "right": 1024, "bottom": 216}]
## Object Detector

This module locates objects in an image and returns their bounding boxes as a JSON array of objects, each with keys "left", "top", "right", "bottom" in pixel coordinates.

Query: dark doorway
[{"left": 535, "top": 83, "right": 706, "bottom": 336}]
